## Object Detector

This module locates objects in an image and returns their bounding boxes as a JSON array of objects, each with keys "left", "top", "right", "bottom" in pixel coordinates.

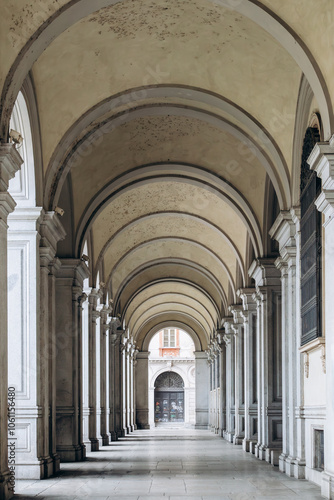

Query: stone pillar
[
  {"left": 230, "top": 306, "right": 244, "bottom": 445},
  {"left": 49, "top": 259, "right": 63, "bottom": 471},
  {"left": 120, "top": 334, "right": 128, "bottom": 435},
  {"left": 115, "top": 328, "right": 124, "bottom": 438},
  {"left": 108, "top": 319, "right": 119, "bottom": 440},
  {"left": 223, "top": 319, "right": 235, "bottom": 442},
  {"left": 125, "top": 341, "right": 131, "bottom": 433},
  {"left": 249, "top": 259, "right": 282, "bottom": 464},
  {"left": 216, "top": 330, "right": 226, "bottom": 437},
  {"left": 81, "top": 289, "right": 90, "bottom": 451},
  {"left": 207, "top": 346, "right": 214, "bottom": 432},
  {"left": 194, "top": 351, "right": 209, "bottom": 429},
  {"left": 129, "top": 344, "right": 135, "bottom": 432},
  {"left": 88, "top": 289, "right": 101, "bottom": 451},
  {"left": 135, "top": 352, "right": 150, "bottom": 429},
  {"left": 39, "top": 213, "right": 66, "bottom": 476},
  {"left": 0, "top": 144, "right": 21, "bottom": 499},
  {"left": 270, "top": 210, "right": 306, "bottom": 476},
  {"left": 308, "top": 137, "right": 334, "bottom": 499},
  {"left": 55, "top": 259, "right": 89, "bottom": 461},
  {"left": 100, "top": 306, "right": 111, "bottom": 445},
  {"left": 237, "top": 289, "right": 257, "bottom": 453}
]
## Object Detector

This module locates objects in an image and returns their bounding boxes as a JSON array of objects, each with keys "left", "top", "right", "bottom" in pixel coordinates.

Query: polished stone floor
[{"left": 15, "top": 428, "right": 322, "bottom": 500}]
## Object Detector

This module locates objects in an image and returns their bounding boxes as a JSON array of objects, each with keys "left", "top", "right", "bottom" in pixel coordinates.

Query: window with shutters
[{"left": 300, "top": 126, "right": 322, "bottom": 345}]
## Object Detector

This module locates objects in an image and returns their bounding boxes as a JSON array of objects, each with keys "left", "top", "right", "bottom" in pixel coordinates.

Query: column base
[
  {"left": 195, "top": 424, "right": 210, "bottom": 430},
  {"left": 264, "top": 448, "right": 281, "bottom": 466},
  {"left": 57, "top": 445, "right": 85, "bottom": 462},
  {"left": 255, "top": 443, "right": 266, "bottom": 459},
  {"left": 242, "top": 438, "right": 253, "bottom": 452},
  {"left": 117, "top": 429, "right": 125, "bottom": 438},
  {"left": 223, "top": 431, "right": 234, "bottom": 443},
  {"left": 293, "top": 459, "right": 306, "bottom": 479},
  {"left": 321, "top": 471, "right": 334, "bottom": 499},
  {"left": 0, "top": 469, "right": 14, "bottom": 500},
  {"left": 90, "top": 438, "right": 100, "bottom": 451},
  {"left": 249, "top": 441, "right": 257, "bottom": 455},
  {"left": 284, "top": 456, "right": 305, "bottom": 478},
  {"left": 52, "top": 453, "right": 61, "bottom": 475},
  {"left": 15, "top": 461, "right": 45, "bottom": 479},
  {"left": 233, "top": 435, "right": 243, "bottom": 445},
  {"left": 136, "top": 424, "right": 150, "bottom": 429},
  {"left": 83, "top": 440, "right": 92, "bottom": 453},
  {"left": 109, "top": 431, "right": 118, "bottom": 441},
  {"left": 102, "top": 434, "right": 110, "bottom": 446},
  {"left": 44, "top": 456, "right": 55, "bottom": 478},
  {"left": 279, "top": 453, "right": 287, "bottom": 472}
]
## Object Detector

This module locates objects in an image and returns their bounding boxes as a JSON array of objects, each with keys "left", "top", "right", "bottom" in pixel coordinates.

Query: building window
[
  {"left": 314, "top": 429, "right": 324, "bottom": 470},
  {"left": 300, "top": 126, "right": 322, "bottom": 345},
  {"left": 163, "top": 329, "right": 176, "bottom": 347}
]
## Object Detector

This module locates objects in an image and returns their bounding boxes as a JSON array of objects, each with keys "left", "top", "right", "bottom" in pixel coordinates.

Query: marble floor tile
[{"left": 13, "top": 429, "right": 322, "bottom": 500}]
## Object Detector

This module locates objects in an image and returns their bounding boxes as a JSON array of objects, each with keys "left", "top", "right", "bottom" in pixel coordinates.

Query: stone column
[
  {"left": 109, "top": 318, "right": 120, "bottom": 441},
  {"left": 81, "top": 288, "right": 90, "bottom": 451},
  {"left": 8, "top": 208, "right": 65, "bottom": 479},
  {"left": 0, "top": 144, "right": 21, "bottom": 499},
  {"left": 308, "top": 137, "right": 334, "bottom": 499},
  {"left": 100, "top": 306, "right": 111, "bottom": 445},
  {"left": 125, "top": 341, "right": 131, "bottom": 433},
  {"left": 223, "top": 318, "right": 235, "bottom": 442},
  {"left": 39, "top": 213, "right": 66, "bottom": 475},
  {"left": 135, "top": 352, "right": 150, "bottom": 429},
  {"left": 55, "top": 259, "right": 89, "bottom": 461},
  {"left": 120, "top": 334, "right": 128, "bottom": 435},
  {"left": 237, "top": 289, "right": 257, "bottom": 453},
  {"left": 206, "top": 346, "right": 214, "bottom": 431},
  {"left": 249, "top": 259, "right": 282, "bottom": 465},
  {"left": 194, "top": 351, "right": 209, "bottom": 429},
  {"left": 115, "top": 328, "right": 125, "bottom": 437},
  {"left": 270, "top": 210, "right": 306, "bottom": 476},
  {"left": 216, "top": 330, "right": 226, "bottom": 437},
  {"left": 230, "top": 306, "right": 245, "bottom": 445},
  {"left": 88, "top": 289, "right": 101, "bottom": 451},
  {"left": 129, "top": 343, "right": 135, "bottom": 432},
  {"left": 49, "top": 259, "right": 63, "bottom": 471}
]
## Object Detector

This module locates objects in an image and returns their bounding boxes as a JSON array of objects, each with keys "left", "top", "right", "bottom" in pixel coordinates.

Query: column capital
[
  {"left": 0, "top": 143, "right": 22, "bottom": 191},
  {"left": 269, "top": 209, "right": 299, "bottom": 266},
  {"left": 0, "top": 192, "right": 16, "bottom": 226},
  {"left": 40, "top": 211, "right": 66, "bottom": 257},
  {"left": 237, "top": 288, "right": 257, "bottom": 312},
  {"left": 308, "top": 134, "right": 334, "bottom": 225},
  {"left": 58, "top": 259, "right": 90, "bottom": 283},
  {"left": 228, "top": 304, "right": 244, "bottom": 324},
  {"left": 136, "top": 351, "right": 150, "bottom": 360},
  {"left": 248, "top": 258, "right": 281, "bottom": 288}
]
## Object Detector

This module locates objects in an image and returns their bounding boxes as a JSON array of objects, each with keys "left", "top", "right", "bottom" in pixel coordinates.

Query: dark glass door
[{"left": 154, "top": 391, "right": 184, "bottom": 422}]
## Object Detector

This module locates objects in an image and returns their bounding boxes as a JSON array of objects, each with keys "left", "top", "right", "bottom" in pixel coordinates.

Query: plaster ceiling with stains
[{"left": 1, "top": 0, "right": 331, "bottom": 348}]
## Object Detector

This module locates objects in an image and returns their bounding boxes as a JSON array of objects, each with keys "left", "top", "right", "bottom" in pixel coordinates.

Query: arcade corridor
[{"left": 15, "top": 429, "right": 322, "bottom": 500}]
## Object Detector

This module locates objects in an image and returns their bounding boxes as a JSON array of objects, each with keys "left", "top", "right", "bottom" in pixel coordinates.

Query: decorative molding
[
  {"left": 0, "top": 143, "right": 23, "bottom": 191},
  {"left": 299, "top": 337, "right": 325, "bottom": 354},
  {"left": 304, "top": 352, "right": 309, "bottom": 378}
]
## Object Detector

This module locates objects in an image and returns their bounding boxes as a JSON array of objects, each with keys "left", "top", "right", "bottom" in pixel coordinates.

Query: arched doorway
[{"left": 154, "top": 372, "right": 184, "bottom": 423}]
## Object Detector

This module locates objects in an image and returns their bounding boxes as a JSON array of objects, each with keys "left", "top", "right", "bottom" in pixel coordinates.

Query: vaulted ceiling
[{"left": 1, "top": 0, "right": 333, "bottom": 350}]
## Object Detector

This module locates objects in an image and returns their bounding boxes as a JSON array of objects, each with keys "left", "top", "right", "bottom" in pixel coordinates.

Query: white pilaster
[
  {"left": 308, "top": 137, "right": 334, "bottom": 499},
  {"left": 0, "top": 144, "right": 21, "bottom": 500},
  {"left": 135, "top": 352, "right": 150, "bottom": 429},
  {"left": 223, "top": 318, "right": 235, "bottom": 442},
  {"left": 270, "top": 210, "right": 306, "bottom": 477},
  {"left": 55, "top": 260, "right": 89, "bottom": 461},
  {"left": 249, "top": 259, "right": 282, "bottom": 464},
  {"left": 230, "top": 305, "right": 245, "bottom": 445},
  {"left": 238, "top": 289, "right": 257, "bottom": 453},
  {"left": 194, "top": 351, "right": 209, "bottom": 429}
]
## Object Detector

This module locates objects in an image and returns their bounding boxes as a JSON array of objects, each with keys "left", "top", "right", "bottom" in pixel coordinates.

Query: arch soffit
[
  {"left": 106, "top": 234, "right": 240, "bottom": 297},
  {"left": 114, "top": 259, "right": 230, "bottom": 313},
  {"left": 128, "top": 294, "right": 216, "bottom": 334},
  {"left": 125, "top": 290, "right": 218, "bottom": 329},
  {"left": 122, "top": 280, "right": 222, "bottom": 325},
  {"left": 47, "top": 103, "right": 289, "bottom": 214},
  {"left": 77, "top": 173, "right": 263, "bottom": 260},
  {"left": 1, "top": 0, "right": 332, "bottom": 143},
  {"left": 131, "top": 302, "right": 213, "bottom": 338},
  {"left": 142, "top": 320, "right": 202, "bottom": 352}
]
